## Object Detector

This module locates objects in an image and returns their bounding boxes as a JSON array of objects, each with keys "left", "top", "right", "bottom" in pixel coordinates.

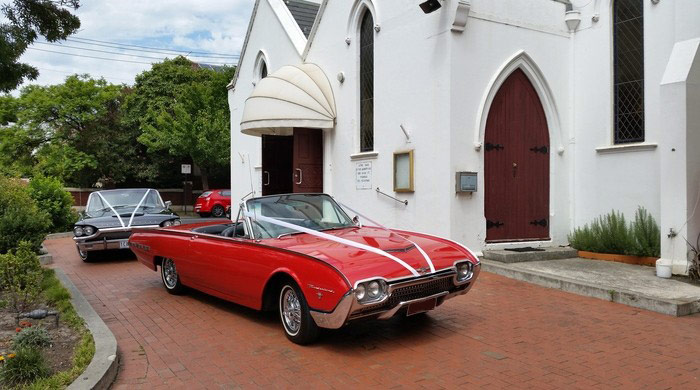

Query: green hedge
[
  {"left": 28, "top": 176, "right": 77, "bottom": 233},
  {"left": 569, "top": 207, "right": 660, "bottom": 257},
  {"left": 0, "top": 177, "right": 49, "bottom": 254}
]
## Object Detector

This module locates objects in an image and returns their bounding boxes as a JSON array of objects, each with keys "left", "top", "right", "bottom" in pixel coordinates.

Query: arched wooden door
[{"left": 484, "top": 69, "right": 550, "bottom": 242}]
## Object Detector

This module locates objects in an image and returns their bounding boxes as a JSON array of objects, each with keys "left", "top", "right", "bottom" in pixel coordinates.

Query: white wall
[
  {"left": 448, "top": 0, "right": 571, "bottom": 250},
  {"left": 569, "top": 0, "right": 700, "bottom": 228},
  {"left": 229, "top": 0, "right": 700, "bottom": 259},
  {"left": 229, "top": 0, "right": 305, "bottom": 204}
]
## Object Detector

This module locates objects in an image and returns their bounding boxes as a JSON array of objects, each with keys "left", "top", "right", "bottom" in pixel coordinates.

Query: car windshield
[
  {"left": 245, "top": 194, "right": 354, "bottom": 239},
  {"left": 87, "top": 189, "right": 163, "bottom": 214}
]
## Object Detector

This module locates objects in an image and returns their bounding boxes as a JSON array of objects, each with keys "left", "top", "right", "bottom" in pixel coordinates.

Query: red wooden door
[
  {"left": 484, "top": 69, "right": 549, "bottom": 242},
  {"left": 261, "top": 135, "right": 293, "bottom": 196},
  {"left": 293, "top": 128, "right": 323, "bottom": 193}
]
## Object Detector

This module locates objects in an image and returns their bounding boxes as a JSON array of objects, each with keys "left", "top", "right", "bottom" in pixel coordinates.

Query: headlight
[
  {"left": 368, "top": 281, "right": 381, "bottom": 298},
  {"left": 456, "top": 262, "right": 473, "bottom": 282},
  {"left": 354, "top": 279, "right": 387, "bottom": 304},
  {"left": 83, "top": 226, "right": 95, "bottom": 236},
  {"left": 354, "top": 284, "right": 366, "bottom": 301},
  {"left": 73, "top": 226, "right": 84, "bottom": 237}
]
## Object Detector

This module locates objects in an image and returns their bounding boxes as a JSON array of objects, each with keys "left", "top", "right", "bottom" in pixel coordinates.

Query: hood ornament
[{"left": 416, "top": 267, "right": 430, "bottom": 275}]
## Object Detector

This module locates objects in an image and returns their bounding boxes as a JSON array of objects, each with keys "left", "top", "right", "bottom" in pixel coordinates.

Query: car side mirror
[
  {"left": 164, "top": 200, "right": 172, "bottom": 209},
  {"left": 352, "top": 215, "right": 361, "bottom": 226}
]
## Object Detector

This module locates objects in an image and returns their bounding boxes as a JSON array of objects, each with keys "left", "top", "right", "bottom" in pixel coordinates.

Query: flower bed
[
  {"left": 0, "top": 269, "right": 94, "bottom": 389},
  {"left": 569, "top": 207, "right": 661, "bottom": 263}
]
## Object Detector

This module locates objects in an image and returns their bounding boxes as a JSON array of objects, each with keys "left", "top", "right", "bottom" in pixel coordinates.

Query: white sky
[{"left": 12, "top": 0, "right": 254, "bottom": 91}]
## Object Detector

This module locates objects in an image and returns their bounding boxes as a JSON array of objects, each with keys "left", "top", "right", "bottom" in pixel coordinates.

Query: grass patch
[
  {"left": 10, "top": 269, "right": 95, "bottom": 389},
  {"left": 23, "top": 333, "right": 95, "bottom": 390}
]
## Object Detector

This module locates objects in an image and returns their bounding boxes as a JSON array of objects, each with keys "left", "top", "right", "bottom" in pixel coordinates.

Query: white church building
[{"left": 227, "top": 0, "right": 700, "bottom": 275}]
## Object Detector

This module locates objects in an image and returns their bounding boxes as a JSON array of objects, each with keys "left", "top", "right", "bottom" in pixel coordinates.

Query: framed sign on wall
[{"left": 393, "top": 150, "right": 414, "bottom": 192}]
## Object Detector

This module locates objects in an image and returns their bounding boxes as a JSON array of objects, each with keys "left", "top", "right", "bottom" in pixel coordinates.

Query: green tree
[
  {"left": 7, "top": 75, "right": 142, "bottom": 186},
  {"left": 133, "top": 57, "right": 234, "bottom": 189},
  {"left": 1, "top": 0, "right": 81, "bottom": 92},
  {"left": 0, "top": 94, "right": 18, "bottom": 124}
]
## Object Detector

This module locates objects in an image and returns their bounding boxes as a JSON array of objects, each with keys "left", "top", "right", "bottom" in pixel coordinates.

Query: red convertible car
[{"left": 129, "top": 194, "right": 480, "bottom": 344}]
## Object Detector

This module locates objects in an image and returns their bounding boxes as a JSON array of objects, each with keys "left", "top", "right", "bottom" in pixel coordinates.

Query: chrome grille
[
  {"left": 387, "top": 276, "right": 454, "bottom": 307},
  {"left": 351, "top": 275, "right": 456, "bottom": 316},
  {"left": 84, "top": 231, "right": 132, "bottom": 242}
]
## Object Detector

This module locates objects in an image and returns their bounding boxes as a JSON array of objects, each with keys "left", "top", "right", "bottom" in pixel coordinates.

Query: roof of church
[{"left": 285, "top": 0, "right": 320, "bottom": 38}]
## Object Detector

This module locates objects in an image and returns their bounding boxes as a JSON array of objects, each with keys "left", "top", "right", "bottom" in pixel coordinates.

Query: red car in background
[{"left": 194, "top": 189, "right": 231, "bottom": 218}]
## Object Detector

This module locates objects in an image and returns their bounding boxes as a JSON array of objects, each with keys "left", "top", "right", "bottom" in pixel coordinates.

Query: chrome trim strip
[
  {"left": 309, "top": 292, "right": 354, "bottom": 329},
  {"left": 376, "top": 291, "right": 449, "bottom": 320}
]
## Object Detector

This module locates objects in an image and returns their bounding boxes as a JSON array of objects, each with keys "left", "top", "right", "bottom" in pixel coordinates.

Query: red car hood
[{"left": 267, "top": 226, "right": 475, "bottom": 284}]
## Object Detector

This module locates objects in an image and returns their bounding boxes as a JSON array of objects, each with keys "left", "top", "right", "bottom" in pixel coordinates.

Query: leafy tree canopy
[
  {"left": 0, "top": 0, "right": 81, "bottom": 92},
  {"left": 1, "top": 75, "right": 144, "bottom": 186},
  {"left": 128, "top": 57, "right": 234, "bottom": 189}
]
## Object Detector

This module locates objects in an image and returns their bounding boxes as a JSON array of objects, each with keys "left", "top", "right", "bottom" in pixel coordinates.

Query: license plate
[
  {"left": 407, "top": 298, "right": 437, "bottom": 316},
  {"left": 119, "top": 240, "right": 130, "bottom": 249}
]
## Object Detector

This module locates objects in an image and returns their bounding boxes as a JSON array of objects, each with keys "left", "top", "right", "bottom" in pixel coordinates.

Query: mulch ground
[
  {"left": 45, "top": 237, "right": 700, "bottom": 389},
  {"left": 0, "top": 294, "right": 80, "bottom": 380}
]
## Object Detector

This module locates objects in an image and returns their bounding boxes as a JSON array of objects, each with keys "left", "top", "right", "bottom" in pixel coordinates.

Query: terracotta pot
[{"left": 578, "top": 251, "right": 658, "bottom": 266}]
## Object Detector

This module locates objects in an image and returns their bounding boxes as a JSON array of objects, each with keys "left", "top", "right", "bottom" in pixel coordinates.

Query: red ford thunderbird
[{"left": 129, "top": 194, "right": 480, "bottom": 344}]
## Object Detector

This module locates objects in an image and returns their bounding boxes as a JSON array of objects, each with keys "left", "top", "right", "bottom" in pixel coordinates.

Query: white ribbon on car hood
[
  {"left": 339, "top": 201, "right": 435, "bottom": 273},
  {"left": 244, "top": 211, "right": 421, "bottom": 277}
]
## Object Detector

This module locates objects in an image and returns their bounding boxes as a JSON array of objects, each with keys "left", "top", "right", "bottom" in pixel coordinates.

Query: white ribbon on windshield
[
  {"left": 337, "top": 202, "right": 387, "bottom": 229},
  {"left": 127, "top": 189, "right": 151, "bottom": 228},
  {"left": 244, "top": 211, "right": 420, "bottom": 277},
  {"left": 94, "top": 191, "right": 126, "bottom": 228},
  {"left": 339, "top": 201, "right": 436, "bottom": 273}
]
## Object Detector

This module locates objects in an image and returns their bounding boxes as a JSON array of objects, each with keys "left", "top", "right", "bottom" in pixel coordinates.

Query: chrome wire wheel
[
  {"left": 280, "top": 286, "right": 302, "bottom": 336},
  {"left": 162, "top": 258, "right": 178, "bottom": 289}
]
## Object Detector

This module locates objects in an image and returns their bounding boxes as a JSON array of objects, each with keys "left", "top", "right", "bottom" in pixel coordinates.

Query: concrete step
[
  {"left": 481, "top": 258, "right": 700, "bottom": 316},
  {"left": 482, "top": 247, "right": 578, "bottom": 263}
]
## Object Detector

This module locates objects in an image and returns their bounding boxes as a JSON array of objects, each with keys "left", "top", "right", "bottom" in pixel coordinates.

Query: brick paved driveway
[{"left": 45, "top": 237, "right": 699, "bottom": 389}]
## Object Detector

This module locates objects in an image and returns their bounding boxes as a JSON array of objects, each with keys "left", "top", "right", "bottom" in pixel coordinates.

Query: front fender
[{"left": 261, "top": 260, "right": 351, "bottom": 313}]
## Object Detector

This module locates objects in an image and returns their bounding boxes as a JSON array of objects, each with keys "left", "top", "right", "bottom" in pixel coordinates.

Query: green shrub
[
  {"left": 570, "top": 207, "right": 661, "bottom": 257},
  {"left": 0, "top": 176, "right": 50, "bottom": 254},
  {"left": 13, "top": 327, "right": 51, "bottom": 350},
  {"left": 0, "top": 348, "right": 50, "bottom": 386},
  {"left": 631, "top": 207, "right": 660, "bottom": 257},
  {"left": 591, "top": 210, "right": 635, "bottom": 255},
  {"left": 0, "top": 242, "right": 44, "bottom": 314},
  {"left": 568, "top": 225, "right": 599, "bottom": 253},
  {"left": 28, "top": 175, "right": 77, "bottom": 233}
]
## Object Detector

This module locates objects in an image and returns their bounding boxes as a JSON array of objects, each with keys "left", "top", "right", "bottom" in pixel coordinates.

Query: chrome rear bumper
[{"left": 310, "top": 262, "right": 480, "bottom": 329}]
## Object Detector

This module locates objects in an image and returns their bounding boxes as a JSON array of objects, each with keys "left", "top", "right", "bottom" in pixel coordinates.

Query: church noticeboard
[{"left": 355, "top": 161, "right": 372, "bottom": 190}]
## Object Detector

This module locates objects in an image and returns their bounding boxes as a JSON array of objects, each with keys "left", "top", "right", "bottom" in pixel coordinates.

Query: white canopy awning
[{"left": 240, "top": 63, "right": 336, "bottom": 136}]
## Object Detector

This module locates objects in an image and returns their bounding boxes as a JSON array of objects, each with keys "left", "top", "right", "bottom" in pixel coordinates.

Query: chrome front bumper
[
  {"left": 75, "top": 237, "right": 131, "bottom": 252},
  {"left": 73, "top": 225, "right": 161, "bottom": 252},
  {"left": 310, "top": 262, "right": 481, "bottom": 329}
]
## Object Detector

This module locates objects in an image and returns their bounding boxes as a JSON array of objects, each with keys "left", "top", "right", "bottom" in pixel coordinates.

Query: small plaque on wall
[{"left": 355, "top": 161, "right": 372, "bottom": 190}]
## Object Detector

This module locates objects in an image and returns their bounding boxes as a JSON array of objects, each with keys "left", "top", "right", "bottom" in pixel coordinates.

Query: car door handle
[
  {"left": 263, "top": 171, "right": 270, "bottom": 186},
  {"left": 295, "top": 168, "right": 303, "bottom": 185},
  {"left": 190, "top": 235, "right": 198, "bottom": 240}
]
